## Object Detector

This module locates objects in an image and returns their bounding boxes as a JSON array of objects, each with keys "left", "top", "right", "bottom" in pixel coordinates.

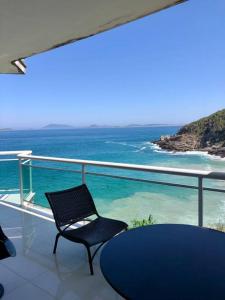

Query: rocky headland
[{"left": 154, "top": 109, "right": 225, "bottom": 158}]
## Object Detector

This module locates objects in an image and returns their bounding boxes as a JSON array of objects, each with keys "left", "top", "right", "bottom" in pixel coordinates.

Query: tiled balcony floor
[{"left": 0, "top": 202, "right": 122, "bottom": 300}]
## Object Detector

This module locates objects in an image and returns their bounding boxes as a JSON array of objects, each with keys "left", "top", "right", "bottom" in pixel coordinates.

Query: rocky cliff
[{"left": 154, "top": 109, "right": 225, "bottom": 158}]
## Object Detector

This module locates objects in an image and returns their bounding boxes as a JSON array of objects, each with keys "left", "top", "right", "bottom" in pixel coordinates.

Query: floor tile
[
  {"left": 3, "top": 282, "right": 54, "bottom": 300},
  {"left": 0, "top": 203, "right": 122, "bottom": 299},
  {"left": 0, "top": 264, "right": 27, "bottom": 294}
]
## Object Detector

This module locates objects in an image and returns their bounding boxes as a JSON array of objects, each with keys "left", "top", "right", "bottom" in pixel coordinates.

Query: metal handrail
[
  {"left": 0, "top": 151, "right": 32, "bottom": 156},
  {"left": 0, "top": 151, "right": 32, "bottom": 162},
  {"left": 17, "top": 153, "right": 225, "bottom": 179},
  {"left": 17, "top": 152, "right": 225, "bottom": 227},
  {"left": 19, "top": 162, "right": 225, "bottom": 193}
]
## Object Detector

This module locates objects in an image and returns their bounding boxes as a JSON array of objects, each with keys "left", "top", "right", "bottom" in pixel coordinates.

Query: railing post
[
  {"left": 29, "top": 159, "right": 33, "bottom": 195},
  {"left": 82, "top": 164, "right": 86, "bottom": 184},
  {"left": 198, "top": 177, "right": 203, "bottom": 227},
  {"left": 18, "top": 158, "right": 24, "bottom": 206}
]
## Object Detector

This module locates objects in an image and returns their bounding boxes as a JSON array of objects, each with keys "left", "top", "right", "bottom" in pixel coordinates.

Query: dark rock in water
[
  {"left": 153, "top": 109, "right": 225, "bottom": 158},
  {"left": 207, "top": 147, "right": 225, "bottom": 158}
]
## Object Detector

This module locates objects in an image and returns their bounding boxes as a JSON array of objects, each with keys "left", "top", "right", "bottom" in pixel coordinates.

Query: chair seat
[{"left": 62, "top": 216, "right": 127, "bottom": 246}]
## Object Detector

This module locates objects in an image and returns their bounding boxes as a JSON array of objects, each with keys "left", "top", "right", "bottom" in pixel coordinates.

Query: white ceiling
[{"left": 0, "top": 0, "right": 185, "bottom": 74}]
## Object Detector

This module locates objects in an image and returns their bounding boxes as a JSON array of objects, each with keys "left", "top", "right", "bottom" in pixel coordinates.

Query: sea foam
[{"left": 150, "top": 143, "right": 225, "bottom": 161}]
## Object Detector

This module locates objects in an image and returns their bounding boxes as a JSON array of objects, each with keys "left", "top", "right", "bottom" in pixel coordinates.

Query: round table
[{"left": 100, "top": 224, "right": 225, "bottom": 300}]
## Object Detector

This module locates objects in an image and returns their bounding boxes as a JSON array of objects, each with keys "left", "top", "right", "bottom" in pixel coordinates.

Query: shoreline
[
  {"left": 150, "top": 142, "right": 225, "bottom": 162},
  {"left": 152, "top": 109, "right": 225, "bottom": 159}
]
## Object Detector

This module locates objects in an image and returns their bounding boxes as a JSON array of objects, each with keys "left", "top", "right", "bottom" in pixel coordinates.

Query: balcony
[
  {"left": 0, "top": 150, "right": 225, "bottom": 299},
  {"left": 0, "top": 203, "right": 121, "bottom": 299}
]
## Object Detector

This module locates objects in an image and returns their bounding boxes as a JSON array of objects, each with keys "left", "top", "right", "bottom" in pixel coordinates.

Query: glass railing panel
[
  {"left": 20, "top": 156, "right": 225, "bottom": 228},
  {"left": 0, "top": 159, "right": 19, "bottom": 195},
  {"left": 22, "top": 161, "right": 32, "bottom": 201},
  {"left": 22, "top": 164, "right": 82, "bottom": 208},
  {"left": 86, "top": 164, "right": 198, "bottom": 187},
  {"left": 86, "top": 173, "right": 198, "bottom": 226},
  {"left": 203, "top": 178, "right": 225, "bottom": 229},
  {"left": 203, "top": 189, "right": 225, "bottom": 230}
]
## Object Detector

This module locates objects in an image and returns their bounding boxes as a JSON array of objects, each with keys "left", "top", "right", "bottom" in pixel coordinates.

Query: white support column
[
  {"left": 18, "top": 158, "right": 24, "bottom": 206},
  {"left": 29, "top": 159, "right": 33, "bottom": 195}
]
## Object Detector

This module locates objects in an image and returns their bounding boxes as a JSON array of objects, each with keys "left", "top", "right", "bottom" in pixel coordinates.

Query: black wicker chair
[{"left": 45, "top": 184, "right": 128, "bottom": 275}]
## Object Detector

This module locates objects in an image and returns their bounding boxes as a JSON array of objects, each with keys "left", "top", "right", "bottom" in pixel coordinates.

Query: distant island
[
  {"left": 88, "top": 123, "right": 175, "bottom": 128},
  {"left": 42, "top": 124, "right": 75, "bottom": 130},
  {"left": 0, "top": 128, "right": 12, "bottom": 131},
  {"left": 42, "top": 123, "right": 179, "bottom": 130},
  {"left": 154, "top": 109, "right": 225, "bottom": 158}
]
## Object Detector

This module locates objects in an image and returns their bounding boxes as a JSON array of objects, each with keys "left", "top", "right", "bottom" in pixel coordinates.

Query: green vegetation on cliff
[
  {"left": 178, "top": 109, "right": 225, "bottom": 147},
  {"left": 154, "top": 109, "right": 225, "bottom": 157}
]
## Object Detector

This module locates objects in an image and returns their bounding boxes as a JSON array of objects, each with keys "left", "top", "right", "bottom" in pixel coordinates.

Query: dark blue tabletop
[{"left": 100, "top": 224, "right": 225, "bottom": 300}]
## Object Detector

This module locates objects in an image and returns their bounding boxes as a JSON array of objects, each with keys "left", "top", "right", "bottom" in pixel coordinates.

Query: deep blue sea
[{"left": 1, "top": 127, "right": 225, "bottom": 225}]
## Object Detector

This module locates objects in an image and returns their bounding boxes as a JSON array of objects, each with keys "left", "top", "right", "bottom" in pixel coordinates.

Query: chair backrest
[{"left": 45, "top": 184, "right": 98, "bottom": 229}]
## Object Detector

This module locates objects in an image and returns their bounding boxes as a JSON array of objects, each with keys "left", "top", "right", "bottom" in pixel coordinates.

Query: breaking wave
[
  {"left": 151, "top": 144, "right": 225, "bottom": 161},
  {"left": 105, "top": 141, "right": 139, "bottom": 148}
]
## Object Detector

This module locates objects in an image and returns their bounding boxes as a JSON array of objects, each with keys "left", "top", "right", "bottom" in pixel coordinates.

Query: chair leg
[
  {"left": 53, "top": 233, "right": 60, "bottom": 254},
  {"left": 86, "top": 246, "right": 94, "bottom": 275}
]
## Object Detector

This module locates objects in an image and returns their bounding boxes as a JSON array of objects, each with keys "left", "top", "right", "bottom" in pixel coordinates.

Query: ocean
[{"left": 1, "top": 127, "right": 225, "bottom": 226}]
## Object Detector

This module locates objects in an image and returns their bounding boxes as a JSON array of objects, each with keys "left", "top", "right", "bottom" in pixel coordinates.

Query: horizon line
[{"left": 0, "top": 123, "right": 183, "bottom": 131}]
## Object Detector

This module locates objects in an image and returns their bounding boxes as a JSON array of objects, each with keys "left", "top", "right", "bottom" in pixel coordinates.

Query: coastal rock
[
  {"left": 207, "top": 147, "right": 225, "bottom": 158},
  {"left": 153, "top": 109, "right": 225, "bottom": 158}
]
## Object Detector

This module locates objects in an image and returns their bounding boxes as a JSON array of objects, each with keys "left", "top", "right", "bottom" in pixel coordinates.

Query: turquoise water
[{"left": 1, "top": 127, "right": 225, "bottom": 225}]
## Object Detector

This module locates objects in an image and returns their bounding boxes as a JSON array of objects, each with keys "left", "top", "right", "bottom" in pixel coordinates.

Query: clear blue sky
[{"left": 1, "top": 0, "right": 225, "bottom": 129}]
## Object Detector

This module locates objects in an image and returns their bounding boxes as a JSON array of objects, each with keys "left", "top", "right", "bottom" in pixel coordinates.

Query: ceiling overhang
[{"left": 0, "top": 0, "right": 185, "bottom": 74}]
